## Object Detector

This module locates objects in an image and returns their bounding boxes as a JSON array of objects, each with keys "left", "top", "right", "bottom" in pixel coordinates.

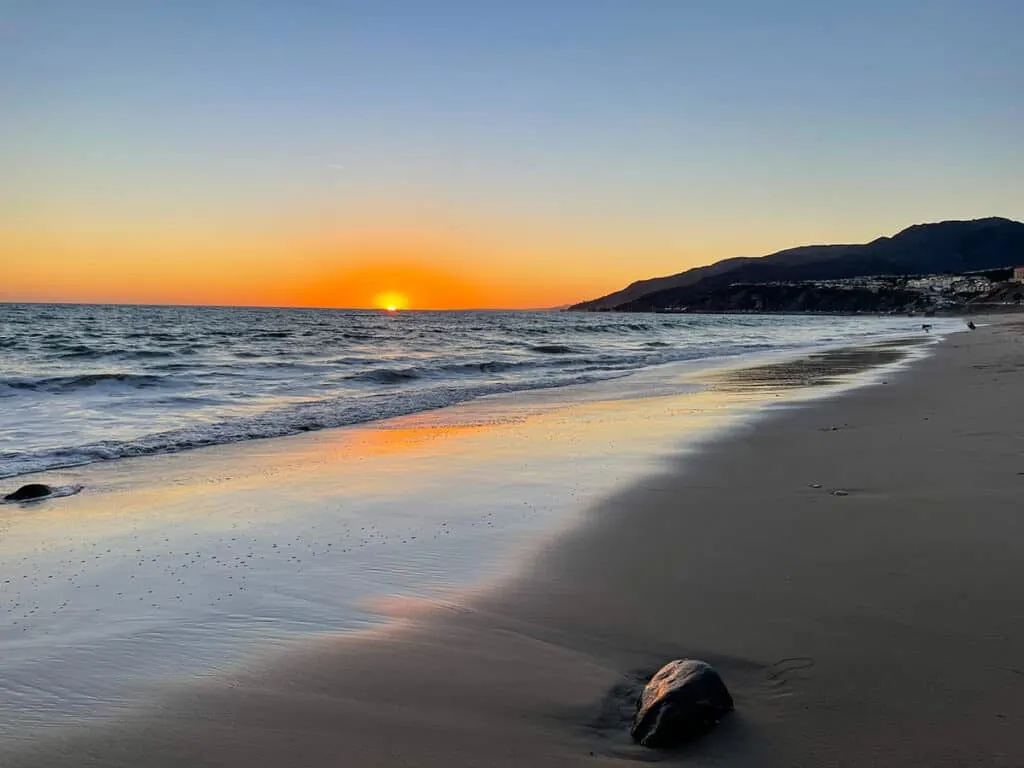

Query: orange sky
[
  {"left": 1, "top": 236, "right": 613, "bottom": 310},
  {"left": 1, "top": 214, "right": 731, "bottom": 310},
  {"left": 6, "top": 201, "right": 1019, "bottom": 309},
  {"left": 3, "top": 197, "right": 952, "bottom": 310}
]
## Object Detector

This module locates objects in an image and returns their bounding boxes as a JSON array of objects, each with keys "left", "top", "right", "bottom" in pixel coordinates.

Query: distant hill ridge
[{"left": 571, "top": 217, "right": 1024, "bottom": 312}]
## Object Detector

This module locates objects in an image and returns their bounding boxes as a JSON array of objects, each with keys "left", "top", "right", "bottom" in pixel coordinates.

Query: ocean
[
  {"left": 0, "top": 303, "right": 957, "bottom": 479},
  {"left": 0, "top": 302, "right": 964, "bottom": 738}
]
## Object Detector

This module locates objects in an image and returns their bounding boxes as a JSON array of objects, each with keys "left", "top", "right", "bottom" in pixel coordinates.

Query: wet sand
[{"left": 6, "top": 326, "right": 1024, "bottom": 766}]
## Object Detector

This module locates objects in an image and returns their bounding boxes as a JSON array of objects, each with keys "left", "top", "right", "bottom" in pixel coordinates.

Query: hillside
[{"left": 571, "top": 218, "right": 1024, "bottom": 312}]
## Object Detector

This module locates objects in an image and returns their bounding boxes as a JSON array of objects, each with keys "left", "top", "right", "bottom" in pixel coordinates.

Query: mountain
[{"left": 571, "top": 218, "right": 1024, "bottom": 312}]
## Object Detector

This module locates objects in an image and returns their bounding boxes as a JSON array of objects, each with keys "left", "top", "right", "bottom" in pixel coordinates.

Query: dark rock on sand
[
  {"left": 631, "top": 659, "right": 734, "bottom": 748},
  {"left": 3, "top": 483, "right": 54, "bottom": 502}
]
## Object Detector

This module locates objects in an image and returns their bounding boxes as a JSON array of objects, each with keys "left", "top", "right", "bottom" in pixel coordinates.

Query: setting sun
[{"left": 374, "top": 291, "right": 410, "bottom": 312}]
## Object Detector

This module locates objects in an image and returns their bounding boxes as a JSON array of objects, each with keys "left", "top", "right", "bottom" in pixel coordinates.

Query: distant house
[{"left": 1014, "top": 266, "right": 1024, "bottom": 282}]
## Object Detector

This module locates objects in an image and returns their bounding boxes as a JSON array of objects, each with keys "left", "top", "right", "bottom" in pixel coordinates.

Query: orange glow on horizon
[
  {"left": 0, "top": 218, "right": 679, "bottom": 310},
  {"left": 374, "top": 291, "right": 410, "bottom": 312},
  {"left": 292, "top": 255, "right": 494, "bottom": 310}
]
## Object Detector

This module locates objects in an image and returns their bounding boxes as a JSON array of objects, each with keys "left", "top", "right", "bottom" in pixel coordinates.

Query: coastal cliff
[{"left": 572, "top": 218, "right": 1024, "bottom": 313}]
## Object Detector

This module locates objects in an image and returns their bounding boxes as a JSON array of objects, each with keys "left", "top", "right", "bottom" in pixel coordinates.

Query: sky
[{"left": 2, "top": 0, "right": 1021, "bottom": 309}]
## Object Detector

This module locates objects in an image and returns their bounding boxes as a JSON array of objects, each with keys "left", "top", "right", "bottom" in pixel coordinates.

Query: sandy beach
[
  {"left": 4, "top": 321, "right": 1024, "bottom": 767},
  {"left": 8, "top": 1, "right": 1020, "bottom": 764}
]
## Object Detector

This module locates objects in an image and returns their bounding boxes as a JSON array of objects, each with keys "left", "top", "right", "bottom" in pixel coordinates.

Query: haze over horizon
[{"left": 3, "top": 1, "right": 1021, "bottom": 309}]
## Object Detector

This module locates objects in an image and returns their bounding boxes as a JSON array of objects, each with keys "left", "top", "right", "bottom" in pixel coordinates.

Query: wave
[
  {"left": 124, "top": 349, "right": 181, "bottom": 359},
  {"left": 0, "top": 372, "right": 624, "bottom": 479},
  {"left": 0, "top": 343, "right": 764, "bottom": 476},
  {"left": 0, "top": 304, "right": 948, "bottom": 480},
  {"left": 440, "top": 361, "right": 515, "bottom": 374},
  {"left": 0, "top": 373, "right": 170, "bottom": 395},
  {"left": 51, "top": 346, "right": 201, "bottom": 361},
  {"left": 346, "top": 367, "right": 423, "bottom": 384},
  {"left": 57, "top": 346, "right": 107, "bottom": 360},
  {"left": 351, "top": 355, "right": 656, "bottom": 381},
  {"left": 530, "top": 344, "right": 575, "bottom": 354},
  {"left": 123, "top": 332, "right": 182, "bottom": 342},
  {"left": 556, "top": 322, "right": 656, "bottom": 334}
]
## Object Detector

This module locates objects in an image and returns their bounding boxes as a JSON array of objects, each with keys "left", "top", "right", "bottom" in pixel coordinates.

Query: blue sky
[{"left": 2, "top": 0, "right": 1022, "bottom": 305}]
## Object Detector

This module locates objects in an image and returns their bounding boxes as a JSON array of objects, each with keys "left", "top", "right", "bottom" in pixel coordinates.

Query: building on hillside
[
  {"left": 1013, "top": 266, "right": 1024, "bottom": 282},
  {"left": 950, "top": 277, "right": 993, "bottom": 294},
  {"left": 906, "top": 276, "right": 957, "bottom": 292}
]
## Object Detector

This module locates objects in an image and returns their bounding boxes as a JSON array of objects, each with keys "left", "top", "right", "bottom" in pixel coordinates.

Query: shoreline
[
  {"left": 571, "top": 307, "right": 1023, "bottom": 315},
  {"left": 0, "top": 337, "right": 931, "bottom": 738},
  {"left": 8, "top": 325, "right": 1024, "bottom": 765},
  {"left": 1, "top": 314, "right": 959, "bottom": 482}
]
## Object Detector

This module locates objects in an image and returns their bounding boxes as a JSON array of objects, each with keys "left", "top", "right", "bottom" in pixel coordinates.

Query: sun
[{"left": 374, "top": 291, "right": 410, "bottom": 312}]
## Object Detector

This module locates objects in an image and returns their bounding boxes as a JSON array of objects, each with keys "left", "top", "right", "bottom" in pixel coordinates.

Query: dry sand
[{"left": 7, "top": 322, "right": 1024, "bottom": 767}]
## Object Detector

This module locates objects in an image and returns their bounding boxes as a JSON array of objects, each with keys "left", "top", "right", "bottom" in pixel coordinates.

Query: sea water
[{"left": 0, "top": 304, "right": 959, "bottom": 479}]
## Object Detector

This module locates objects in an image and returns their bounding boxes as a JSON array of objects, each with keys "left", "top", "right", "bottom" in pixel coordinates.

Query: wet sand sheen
[
  {"left": 9, "top": 330, "right": 1024, "bottom": 766},
  {"left": 708, "top": 336, "right": 930, "bottom": 391},
  {"left": 2, "top": 341, "right": 907, "bottom": 740}
]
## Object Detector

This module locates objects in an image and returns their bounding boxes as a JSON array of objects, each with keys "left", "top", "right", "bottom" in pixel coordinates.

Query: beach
[{"left": 3, "top": 320, "right": 1024, "bottom": 766}]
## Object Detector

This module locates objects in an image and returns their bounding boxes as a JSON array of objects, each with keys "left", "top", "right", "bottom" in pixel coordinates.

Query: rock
[
  {"left": 631, "top": 659, "right": 734, "bottom": 748},
  {"left": 3, "top": 484, "right": 54, "bottom": 502}
]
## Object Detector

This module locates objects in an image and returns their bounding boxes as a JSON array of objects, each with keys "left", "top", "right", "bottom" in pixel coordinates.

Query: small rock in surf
[{"left": 3, "top": 484, "right": 54, "bottom": 502}]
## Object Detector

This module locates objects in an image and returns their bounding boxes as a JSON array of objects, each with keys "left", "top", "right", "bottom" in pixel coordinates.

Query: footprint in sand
[{"left": 762, "top": 657, "right": 816, "bottom": 697}]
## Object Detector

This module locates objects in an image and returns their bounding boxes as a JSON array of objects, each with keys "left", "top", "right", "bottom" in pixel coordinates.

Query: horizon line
[{"left": 0, "top": 299, "right": 569, "bottom": 312}]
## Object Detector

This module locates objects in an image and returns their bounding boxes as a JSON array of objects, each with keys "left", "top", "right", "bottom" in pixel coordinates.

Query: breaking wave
[{"left": 0, "top": 304, "right": 953, "bottom": 478}]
